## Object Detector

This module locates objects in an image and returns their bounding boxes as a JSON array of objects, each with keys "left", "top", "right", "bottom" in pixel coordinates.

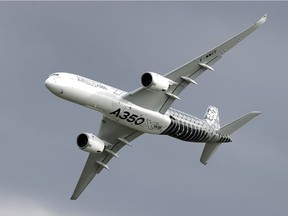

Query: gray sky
[{"left": 0, "top": 1, "right": 287, "bottom": 216}]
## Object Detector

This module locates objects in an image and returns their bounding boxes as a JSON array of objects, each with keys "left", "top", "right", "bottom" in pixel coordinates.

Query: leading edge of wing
[
  {"left": 71, "top": 117, "right": 143, "bottom": 200},
  {"left": 165, "top": 14, "right": 268, "bottom": 81},
  {"left": 124, "top": 14, "right": 267, "bottom": 114}
]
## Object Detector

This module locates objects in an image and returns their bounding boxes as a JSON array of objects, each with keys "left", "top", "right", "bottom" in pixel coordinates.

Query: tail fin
[
  {"left": 203, "top": 106, "right": 220, "bottom": 130},
  {"left": 200, "top": 111, "right": 261, "bottom": 165}
]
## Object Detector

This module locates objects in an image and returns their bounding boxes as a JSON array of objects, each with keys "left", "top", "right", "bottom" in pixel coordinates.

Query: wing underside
[
  {"left": 71, "top": 117, "right": 143, "bottom": 200},
  {"left": 124, "top": 15, "right": 267, "bottom": 114}
]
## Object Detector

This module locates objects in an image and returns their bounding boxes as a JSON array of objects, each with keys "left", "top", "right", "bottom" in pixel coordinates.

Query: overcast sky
[{"left": 0, "top": 1, "right": 287, "bottom": 216}]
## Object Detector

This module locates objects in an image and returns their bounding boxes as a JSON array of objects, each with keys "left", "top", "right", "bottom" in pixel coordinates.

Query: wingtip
[
  {"left": 200, "top": 159, "right": 208, "bottom": 165},
  {"left": 70, "top": 190, "right": 81, "bottom": 200},
  {"left": 251, "top": 111, "right": 261, "bottom": 115},
  {"left": 255, "top": 14, "right": 268, "bottom": 27},
  {"left": 70, "top": 195, "right": 77, "bottom": 200}
]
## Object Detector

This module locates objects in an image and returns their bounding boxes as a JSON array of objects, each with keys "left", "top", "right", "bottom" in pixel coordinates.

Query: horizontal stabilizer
[
  {"left": 219, "top": 111, "right": 261, "bottom": 135},
  {"left": 200, "top": 111, "right": 261, "bottom": 165},
  {"left": 200, "top": 143, "right": 221, "bottom": 165}
]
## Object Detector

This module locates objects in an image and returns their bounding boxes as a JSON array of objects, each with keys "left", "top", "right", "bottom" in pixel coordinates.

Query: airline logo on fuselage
[{"left": 77, "top": 76, "right": 108, "bottom": 90}]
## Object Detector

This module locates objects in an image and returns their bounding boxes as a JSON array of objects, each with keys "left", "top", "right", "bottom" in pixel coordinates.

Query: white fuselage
[
  {"left": 45, "top": 72, "right": 231, "bottom": 143},
  {"left": 45, "top": 72, "right": 171, "bottom": 134}
]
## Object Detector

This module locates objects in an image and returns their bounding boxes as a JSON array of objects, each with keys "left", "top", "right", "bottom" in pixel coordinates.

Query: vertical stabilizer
[{"left": 204, "top": 106, "right": 220, "bottom": 130}]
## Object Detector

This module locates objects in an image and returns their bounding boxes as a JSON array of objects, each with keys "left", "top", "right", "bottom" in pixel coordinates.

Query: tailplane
[
  {"left": 219, "top": 111, "right": 261, "bottom": 135},
  {"left": 200, "top": 111, "right": 261, "bottom": 165}
]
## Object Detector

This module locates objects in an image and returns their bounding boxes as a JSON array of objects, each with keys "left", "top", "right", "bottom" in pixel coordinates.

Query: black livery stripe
[
  {"left": 162, "top": 115, "right": 231, "bottom": 143},
  {"left": 162, "top": 118, "right": 200, "bottom": 142},
  {"left": 182, "top": 123, "right": 193, "bottom": 140}
]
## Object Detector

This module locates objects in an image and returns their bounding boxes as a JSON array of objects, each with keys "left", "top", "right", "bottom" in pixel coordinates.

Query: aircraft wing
[
  {"left": 70, "top": 117, "right": 143, "bottom": 200},
  {"left": 124, "top": 15, "right": 267, "bottom": 114}
]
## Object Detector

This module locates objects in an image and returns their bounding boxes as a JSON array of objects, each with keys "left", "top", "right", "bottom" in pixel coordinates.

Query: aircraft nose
[{"left": 45, "top": 77, "right": 62, "bottom": 94}]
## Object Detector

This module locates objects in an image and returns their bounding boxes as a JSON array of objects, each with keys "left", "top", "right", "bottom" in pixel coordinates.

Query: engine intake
[
  {"left": 77, "top": 133, "right": 105, "bottom": 154},
  {"left": 141, "top": 72, "right": 176, "bottom": 91}
]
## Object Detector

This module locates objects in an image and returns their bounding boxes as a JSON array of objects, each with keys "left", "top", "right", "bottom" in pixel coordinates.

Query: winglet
[{"left": 255, "top": 14, "right": 268, "bottom": 28}]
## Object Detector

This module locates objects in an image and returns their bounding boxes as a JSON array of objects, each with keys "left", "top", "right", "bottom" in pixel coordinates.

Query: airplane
[{"left": 45, "top": 14, "right": 267, "bottom": 200}]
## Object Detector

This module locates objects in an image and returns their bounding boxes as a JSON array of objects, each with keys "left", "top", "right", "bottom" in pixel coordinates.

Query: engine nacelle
[
  {"left": 76, "top": 133, "right": 105, "bottom": 154},
  {"left": 141, "top": 72, "right": 176, "bottom": 91}
]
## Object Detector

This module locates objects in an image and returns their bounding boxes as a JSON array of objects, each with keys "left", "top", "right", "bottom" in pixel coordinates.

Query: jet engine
[
  {"left": 76, "top": 133, "right": 105, "bottom": 153},
  {"left": 141, "top": 72, "right": 176, "bottom": 91}
]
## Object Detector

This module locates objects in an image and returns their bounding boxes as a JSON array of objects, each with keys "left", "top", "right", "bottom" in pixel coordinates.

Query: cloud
[
  {"left": 0, "top": 193, "right": 82, "bottom": 216},
  {"left": 0, "top": 194, "right": 58, "bottom": 216},
  {"left": 0, "top": 192, "right": 116, "bottom": 216}
]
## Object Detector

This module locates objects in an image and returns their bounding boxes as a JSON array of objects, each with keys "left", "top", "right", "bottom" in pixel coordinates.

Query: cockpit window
[{"left": 49, "top": 73, "right": 59, "bottom": 77}]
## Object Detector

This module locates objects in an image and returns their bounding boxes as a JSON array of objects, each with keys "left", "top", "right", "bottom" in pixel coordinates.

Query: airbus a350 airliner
[{"left": 45, "top": 15, "right": 267, "bottom": 200}]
